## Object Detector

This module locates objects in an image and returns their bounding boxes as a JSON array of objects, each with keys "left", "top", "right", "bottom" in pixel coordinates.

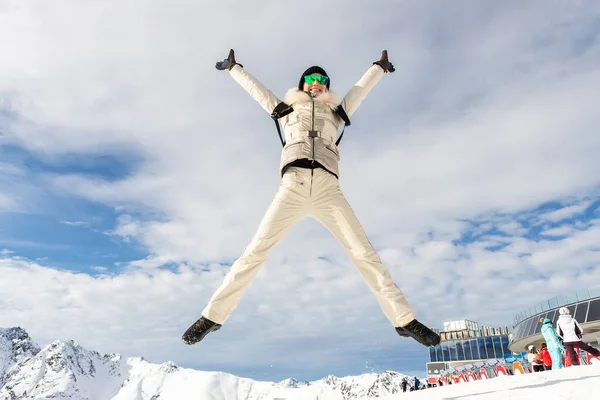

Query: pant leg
[
  {"left": 309, "top": 169, "right": 416, "bottom": 327},
  {"left": 564, "top": 343, "right": 579, "bottom": 366},
  {"left": 201, "top": 171, "right": 308, "bottom": 324},
  {"left": 549, "top": 348, "right": 562, "bottom": 369},
  {"left": 575, "top": 341, "right": 600, "bottom": 358}
]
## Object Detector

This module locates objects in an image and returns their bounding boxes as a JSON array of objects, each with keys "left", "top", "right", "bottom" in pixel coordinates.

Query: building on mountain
[{"left": 425, "top": 319, "right": 523, "bottom": 385}]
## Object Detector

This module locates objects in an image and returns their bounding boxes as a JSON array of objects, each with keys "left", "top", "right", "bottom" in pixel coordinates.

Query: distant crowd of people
[{"left": 527, "top": 307, "right": 600, "bottom": 370}]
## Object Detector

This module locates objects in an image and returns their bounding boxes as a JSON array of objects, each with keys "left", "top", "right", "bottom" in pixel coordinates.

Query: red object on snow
[
  {"left": 479, "top": 368, "right": 489, "bottom": 380},
  {"left": 496, "top": 365, "right": 509, "bottom": 376}
]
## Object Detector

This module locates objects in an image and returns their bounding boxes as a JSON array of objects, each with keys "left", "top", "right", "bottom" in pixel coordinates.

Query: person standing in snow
[
  {"left": 540, "top": 317, "right": 564, "bottom": 370},
  {"left": 555, "top": 307, "right": 600, "bottom": 366},
  {"left": 401, "top": 379, "right": 408, "bottom": 392},
  {"left": 538, "top": 343, "right": 552, "bottom": 371},
  {"left": 414, "top": 376, "right": 421, "bottom": 390},
  {"left": 181, "top": 49, "right": 441, "bottom": 348},
  {"left": 526, "top": 345, "right": 545, "bottom": 372}
]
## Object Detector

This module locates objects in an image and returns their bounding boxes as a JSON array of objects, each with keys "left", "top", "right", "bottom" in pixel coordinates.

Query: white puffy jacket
[
  {"left": 556, "top": 314, "right": 583, "bottom": 343},
  {"left": 228, "top": 64, "right": 385, "bottom": 177}
]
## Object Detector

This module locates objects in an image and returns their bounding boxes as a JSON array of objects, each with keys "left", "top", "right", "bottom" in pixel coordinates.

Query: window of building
[
  {"left": 470, "top": 339, "right": 480, "bottom": 360},
  {"left": 492, "top": 335, "right": 503, "bottom": 359},
  {"left": 463, "top": 341, "right": 472, "bottom": 360},
  {"left": 430, "top": 346, "right": 437, "bottom": 362},
  {"left": 525, "top": 316, "right": 539, "bottom": 338},
  {"left": 501, "top": 334, "right": 510, "bottom": 357},
  {"left": 586, "top": 299, "right": 600, "bottom": 322},
  {"left": 518, "top": 318, "right": 532, "bottom": 340},
  {"left": 448, "top": 340, "right": 458, "bottom": 361},
  {"left": 457, "top": 340, "right": 465, "bottom": 361},
  {"left": 512, "top": 322, "right": 522, "bottom": 340},
  {"left": 524, "top": 317, "right": 536, "bottom": 337},
  {"left": 478, "top": 337, "right": 487, "bottom": 360},
  {"left": 575, "top": 302, "right": 589, "bottom": 323},
  {"left": 485, "top": 336, "right": 495, "bottom": 360},
  {"left": 442, "top": 343, "right": 449, "bottom": 362},
  {"left": 517, "top": 318, "right": 530, "bottom": 340},
  {"left": 436, "top": 345, "right": 443, "bottom": 362}
]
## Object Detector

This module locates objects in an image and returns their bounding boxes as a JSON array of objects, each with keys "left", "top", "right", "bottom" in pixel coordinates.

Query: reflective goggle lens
[{"left": 304, "top": 75, "right": 329, "bottom": 85}]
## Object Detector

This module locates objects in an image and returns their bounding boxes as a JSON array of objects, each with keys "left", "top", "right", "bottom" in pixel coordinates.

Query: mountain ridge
[{"left": 0, "top": 326, "right": 418, "bottom": 399}]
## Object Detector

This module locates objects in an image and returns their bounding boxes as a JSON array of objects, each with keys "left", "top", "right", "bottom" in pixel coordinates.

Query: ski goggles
[{"left": 304, "top": 75, "right": 329, "bottom": 85}]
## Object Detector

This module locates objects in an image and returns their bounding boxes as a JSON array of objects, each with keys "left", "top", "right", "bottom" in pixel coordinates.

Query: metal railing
[{"left": 513, "top": 287, "right": 600, "bottom": 326}]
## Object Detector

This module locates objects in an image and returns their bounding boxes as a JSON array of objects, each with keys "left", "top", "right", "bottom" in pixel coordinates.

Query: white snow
[{"left": 380, "top": 366, "right": 600, "bottom": 399}]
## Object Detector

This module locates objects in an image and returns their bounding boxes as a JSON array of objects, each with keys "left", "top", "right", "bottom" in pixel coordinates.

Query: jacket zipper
[{"left": 311, "top": 96, "right": 315, "bottom": 166}]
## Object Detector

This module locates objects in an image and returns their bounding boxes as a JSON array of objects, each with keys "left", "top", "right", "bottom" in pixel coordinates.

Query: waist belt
[{"left": 282, "top": 159, "right": 337, "bottom": 178}]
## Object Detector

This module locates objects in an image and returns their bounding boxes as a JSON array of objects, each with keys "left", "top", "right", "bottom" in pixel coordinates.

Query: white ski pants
[{"left": 201, "top": 167, "right": 416, "bottom": 327}]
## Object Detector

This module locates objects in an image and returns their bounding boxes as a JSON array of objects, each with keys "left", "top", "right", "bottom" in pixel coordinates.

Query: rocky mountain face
[
  {"left": 0, "top": 327, "right": 417, "bottom": 399},
  {"left": 0, "top": 327, "right": 41, "bottom": 388}
]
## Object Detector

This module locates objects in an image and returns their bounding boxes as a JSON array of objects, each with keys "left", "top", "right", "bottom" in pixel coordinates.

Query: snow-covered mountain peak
[
  {"left": 278, "top": 377, "right": 309, "bottom": 388},
  {"left": 1, "top": 335, "right": 125, "bottom": 399},
  {"left": 0, "top": 326, "right": 41, "bottom": 388},
  {"left": 0, "top": 327, "right": 41, "bottom": 357}
]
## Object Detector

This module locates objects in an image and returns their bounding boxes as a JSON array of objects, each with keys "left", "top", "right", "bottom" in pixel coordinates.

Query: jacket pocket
[{"left": 325, "top": 144, "right": 340, "bottom": 160}]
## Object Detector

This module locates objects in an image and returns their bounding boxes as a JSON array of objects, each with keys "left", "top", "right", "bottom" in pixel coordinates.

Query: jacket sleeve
[
  {"left": 544, "top": 325, "right": 564, "bottom": 349},
  {"left": 340, "top": 65, "right": 385, "bottom": 118},
  {"left": 228, "top": 64, "right": 282, "bottom": 114},
  {"left": 575, "top": 319, "right": 583, "bottom": 336},
  {"left": 556, "top": 322, "right": 563, "bottom": 339}
]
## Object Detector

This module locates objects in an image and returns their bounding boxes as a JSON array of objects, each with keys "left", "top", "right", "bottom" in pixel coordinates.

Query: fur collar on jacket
[{"left": 284, "top": 88, "right": 339, "bottom": 106}]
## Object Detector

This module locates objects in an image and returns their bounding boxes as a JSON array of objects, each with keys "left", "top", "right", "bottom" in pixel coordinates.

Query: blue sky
[{"left": 1, "top": 0, "right": 600, "bottom": 383}]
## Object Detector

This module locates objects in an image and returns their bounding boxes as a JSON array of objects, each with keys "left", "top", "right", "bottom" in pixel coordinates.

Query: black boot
[
  {"left": 395, "top": 319, "right": 441, "bottom": 347},
  {"left": 182, "top": 316, "right": 222, "bottom": 345}
]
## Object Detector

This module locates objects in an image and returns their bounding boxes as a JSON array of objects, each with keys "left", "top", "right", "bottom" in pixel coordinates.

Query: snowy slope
[{"left": 380, "top": 365, "right": 600, "bottom": 399}]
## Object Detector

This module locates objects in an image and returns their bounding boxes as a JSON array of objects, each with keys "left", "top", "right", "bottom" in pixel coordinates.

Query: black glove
[
  {"left": 373, "top": 50, "right": 395, "bottom": 73},
  {"left": 215, "top": 49, "right": 243, "bottom": 71}
]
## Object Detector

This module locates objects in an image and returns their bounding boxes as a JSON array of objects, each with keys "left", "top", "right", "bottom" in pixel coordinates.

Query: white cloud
[
  {"left": 59, "top": 220, "right": 89, "bottom": 227},
  {"left": 0, "top": 192, "right": 14, "bottom": 210},
  {"left": 540, "top": 226, "right": 576, "bottom": 237},
  {"left": 413, "top": 241, "right": 459, "bottom": 262},
  {"left": 528, "top": 222, "right": 600, "bottom": 270},
  {"left": 0, "top": 162, "right": 23, "bottom": 175},
  {"left": 540, "top": 201, "right": 594, "bottom": 222},
  {"left": 496, "top": 222, "right": 527, "bottom": 236}
]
